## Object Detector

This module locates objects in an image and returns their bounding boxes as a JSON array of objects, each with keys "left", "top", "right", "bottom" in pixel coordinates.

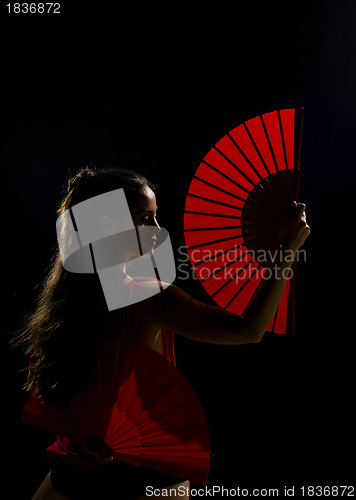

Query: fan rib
[
  {"left": 199, "top": 249, "right": 251, "bottom": 282},
  {"left": 185, "top": 210, "right": 241, "bottom": 220},
  {"left": 294, "top": 109, "right": 303, "bottom": 171},
  {"left": 187, "top": 233, "right": 243, "bottom": 251},
  {"left": 202, "top": 159, "right": 251, "bottom": 195},
  {"left": 225, "top": 266, "right": 261, "bottom": 309},
  {"left": 139, "top": 397, "right": 199, "bottom": 432},
  {"left": 226, "top": 134, "right": 263, "bottom": 182},
  {"left": 194, "top": 175, "right": 246, "bottom": 203},
  {"left": 243, "top": 123, "right": 271, "bottom": 177},
  {"left": 260, "top": 115, "right": 279, "bottom": 172},
  {"left": 192, "top": 243, "right": 245, "bottom": 267},
  {"left": 211, "top": 260, "right": 252, "bottom": 298},
  {"left": 142, "top": 420, "right": 207, "bottom": 440},
  {"left": 142, "top": 424, "right": 204, "bottom": 444},
  {"left": 213, "top": 144, "right": 257, "bottom": 188},
  {"left": 277, "top": 110, "right": 288, "bottom": 170},
  {"left": 187, "top": 193, "right": 243, "bottom": 212},
  {"left": 184, "top": 225, "right": 241, "bottom": 232}
]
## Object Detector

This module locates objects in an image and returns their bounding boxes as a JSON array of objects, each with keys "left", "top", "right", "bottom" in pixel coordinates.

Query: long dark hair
[{"left": 16, "top": 166, "right": 155, "bottom": 408}]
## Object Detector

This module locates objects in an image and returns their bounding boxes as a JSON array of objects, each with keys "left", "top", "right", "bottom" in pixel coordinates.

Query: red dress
[
  {"left": 46, "top": 279, "right": 177, "bottom": 465},
  {"left": 23, "top": 278, "right": 211, "bottom": 489}
]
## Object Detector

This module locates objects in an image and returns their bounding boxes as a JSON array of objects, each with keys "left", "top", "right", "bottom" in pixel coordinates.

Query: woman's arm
[{"left": 137, "top": 203, "right": 310, "bottom": 345}]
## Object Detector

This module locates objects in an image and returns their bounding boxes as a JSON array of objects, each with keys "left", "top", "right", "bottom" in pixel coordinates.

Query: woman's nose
[{"left": 153, "top": 218, "right": 161, "bottom": 234}]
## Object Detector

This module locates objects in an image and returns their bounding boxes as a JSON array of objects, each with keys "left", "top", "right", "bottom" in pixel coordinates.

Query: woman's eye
[{"left": 139, "top": 213, "right": 157, "bottom": 224}]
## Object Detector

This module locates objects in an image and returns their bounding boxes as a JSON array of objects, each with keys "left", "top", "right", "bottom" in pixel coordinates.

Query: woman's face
[
  {"left": 130, "top": 185, "right": 161, "bottom": 255},
  {"left": 97, "top": 185, "right": 161, "bottom": 264}
]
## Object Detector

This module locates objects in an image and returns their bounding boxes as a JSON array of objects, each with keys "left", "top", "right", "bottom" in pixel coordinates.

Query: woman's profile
[{"left": 17, "top": 166, "right": 310, "bottom": 499}]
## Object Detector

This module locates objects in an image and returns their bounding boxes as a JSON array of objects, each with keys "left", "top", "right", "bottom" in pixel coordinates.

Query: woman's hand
[
  {"left": 279, "top": 202, "right": 310, "bottom": 254},
  {"left": 82, "top": 434, "right": 114, "bottom": 465}
]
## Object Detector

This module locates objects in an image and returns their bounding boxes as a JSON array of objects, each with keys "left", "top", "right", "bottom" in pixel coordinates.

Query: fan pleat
[
  {"left": 184, "top": 226, "right": 242, "bottom": 248},
  {"left": 262, "top": 111, "right": 287, "bottom": 171},
  {"left": 214, "top": 141, "right": 259, "bottom": 187},
  {"left": 222, "top": 134, "right": 263, "bottom": 183},
  {"left": 185, "top": 210, "right": 241, "bottom": 220},
  {"left": 194, "top": 248, "right": 251, "bottom": 283},
  {"left": 187, "top": 192, "right": 243, "bottom": 212},
  {"left": 184, "top": 214, "right": 241, "bottom": 231},
  {"left": 191, "top": 242, "right": 245, "bottom": 267},
  {"left": 227, "top": 126, "right": 265, "bottom": 182},
  {"left": 187, "top": 238, "right": 245, "bottom": 266},
  {"left": 213, "top": 261, "right": 260, "bottom": 307},
  {"left": 189, "top": 177, "right": 246, "bottom": 207},
  {"left": 185, "top": 195, "right": 242, "bottom": 222},
  {"left": 206, "top": 144, "right": 257, "bottom": 191},
  {"left": 243, "top": 122, "right": 273, "bottom": 177},
  {"left": 204, "top": 259, "right": 253, "bottom": 297},
  {"left": 226, "top": 266, "right": 264, "bottom": 311},
  {"left": 277, "top": 111, "right": 289, "bottom": 171},
  {"left": 243, "top": 121, "right": 272, "bottom": 176},
  {"left": 202, "top": 160, "right": 251, "bottom": 196},
  {"left": 196, "top": 161, "right": 249, "bottom": 201},
  {"left": 280, "top": 109, "right": 296, "bottom": 170}
]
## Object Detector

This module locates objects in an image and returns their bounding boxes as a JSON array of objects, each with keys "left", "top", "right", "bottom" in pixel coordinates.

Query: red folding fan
[
  {"left": 22, "top": 335, "right": 210, "bottom": 486},
  {"left": 184, "top": 108, "right": 303, "bottom": 335}
]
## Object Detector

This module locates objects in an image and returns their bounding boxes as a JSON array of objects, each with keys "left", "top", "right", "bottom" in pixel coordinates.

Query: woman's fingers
[
  {"left": 279, "top": 202, "right": 310, "bottom": 252},
  {"left": 98, "top": 452, "right": 114, "bottom": 465},
  {"left": 94, "top": 440, "right": 114, "bottom": 464},
  {"left": 294, "top": 202, "right": 306, "bottom": 220},
  {"left": 297, "top": 210, "right": 311, "bottom": 246},
  {"left": 82, "top": 434, "right": 114, "bottom": 465},
  {"left": 284, "top": 202, "right": 305, "bottom": 222},
  {"left": 289, "top": 202, "right": 307, "bottom": 226}
]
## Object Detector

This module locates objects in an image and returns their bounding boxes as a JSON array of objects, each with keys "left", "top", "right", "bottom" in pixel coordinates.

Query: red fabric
[
  {"left": 22, "top": 279, "right": 210, "bottom": 485},
  {"left": 46, "top": 304, "right": 176, "bottom": 464},
  {"left": 129, "top": 277, "right": 176, "bottom": 366}
]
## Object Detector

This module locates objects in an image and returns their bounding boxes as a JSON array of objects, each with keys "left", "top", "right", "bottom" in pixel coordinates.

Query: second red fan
[{"left": 22, "top": 332, "right": 211, "bottom": 486}]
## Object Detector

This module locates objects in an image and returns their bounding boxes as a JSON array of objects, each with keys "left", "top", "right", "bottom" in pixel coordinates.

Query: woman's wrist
[
  {"left": 269, "top": 245, "right": 295, "bottom": 280},
  {"left": 279, "top": 244, "right": 297, "bottom": 260}
]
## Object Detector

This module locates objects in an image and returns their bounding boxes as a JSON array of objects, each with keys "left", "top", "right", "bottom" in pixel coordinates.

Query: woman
[{"left": 20, "top": 166, "right": 310, "bottom": 499}]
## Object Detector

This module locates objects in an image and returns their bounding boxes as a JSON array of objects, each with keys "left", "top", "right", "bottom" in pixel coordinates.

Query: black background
[{"left": 1, "top": 1, "right": 355, "bottom": 497}]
